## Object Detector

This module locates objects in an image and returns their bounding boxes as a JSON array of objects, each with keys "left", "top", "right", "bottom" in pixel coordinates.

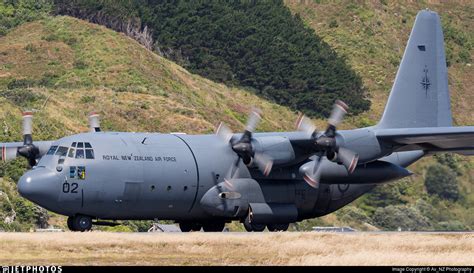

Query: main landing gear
[
  {"left": 243, "top": 220, "right": 289, "bottom": 232},
  {"left": 242, "top": 212, "right": 289, "bottom": 232},
  {"left": 179, "top": 221, "right": 226, "bottom": 232},
  {"left": 67, "top": 215, "right": 92, "bottom": 232}
]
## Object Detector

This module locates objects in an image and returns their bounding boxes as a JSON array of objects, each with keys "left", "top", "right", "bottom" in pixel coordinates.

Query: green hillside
[
  {"left": 286, "top": 0, "right": 473, "bottom": 126},
  {"left": 53, "top": 0, "right": 370, "bottom": 118}
]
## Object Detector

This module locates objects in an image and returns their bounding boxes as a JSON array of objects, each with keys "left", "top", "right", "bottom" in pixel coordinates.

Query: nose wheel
[{"left": 67, "top": 215, "right": 92, "bottom": 232}]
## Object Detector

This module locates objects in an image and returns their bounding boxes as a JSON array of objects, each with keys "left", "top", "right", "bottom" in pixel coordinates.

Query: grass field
[{"left": 0, "top": 232, "right": 472, "bottom": 266}]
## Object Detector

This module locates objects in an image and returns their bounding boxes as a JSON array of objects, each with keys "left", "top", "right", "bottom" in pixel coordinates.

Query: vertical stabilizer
[{"left": 377, "top": 9, "right": 452, "bottom": 129}]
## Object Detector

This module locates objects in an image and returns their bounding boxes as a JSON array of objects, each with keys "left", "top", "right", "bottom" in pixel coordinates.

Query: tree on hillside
[
  {"left": 0, "top": 0, "right": 52, "bottom": 36},
  {"left": 53, "top": 0, "right": 370, "bottom": 118},
  {"left": 424, "top": 164, "right": 459, "bottom": 201},
  {"left": 372, "top": 205, "right": 432, "bottom": 231}
]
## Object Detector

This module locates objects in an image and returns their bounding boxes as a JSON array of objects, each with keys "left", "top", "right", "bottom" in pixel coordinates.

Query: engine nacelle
[
  {"left": 200, "top": 178, "right": 265, "bottom": 218},
  {"left": 250, "top": 136, "right": 295, "bottom": 166},
  {"left": 299, "top": 159, "right": 412, "bottom": 184}
]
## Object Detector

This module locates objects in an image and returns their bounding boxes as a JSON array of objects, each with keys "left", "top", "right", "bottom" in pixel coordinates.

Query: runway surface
[{"left": 0, "top": 232, "right": 472, "bottom": 265}]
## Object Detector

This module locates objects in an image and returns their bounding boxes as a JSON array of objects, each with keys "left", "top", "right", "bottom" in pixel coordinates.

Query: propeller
[
  {"left": 16, "top": 111, "right": 40, "bottom": 167},
  {"left": 216, "top": 108, "right": 274, "bottom": 185},
  {"left": 88, "top": 111, "right": 101, "bottom": 132},
  {"left": 296, "top": 100, "right": 359, "bottom": 188}
]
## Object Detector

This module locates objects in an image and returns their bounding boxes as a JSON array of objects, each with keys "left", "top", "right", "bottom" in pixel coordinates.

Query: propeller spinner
[
  {"left": 296, "top": 100, "right": 359, "bottom": 188},
  {"left": 216, "top": 108, "right": 274, "bottom": 185}
]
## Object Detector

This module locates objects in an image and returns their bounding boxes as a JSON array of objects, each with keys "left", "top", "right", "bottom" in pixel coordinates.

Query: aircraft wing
[
  {"left": 1, "top": 141, "right": 54, "bottom": 161},
  {"left": 375, "top": 126, "right": 474, "bottom": 154}
]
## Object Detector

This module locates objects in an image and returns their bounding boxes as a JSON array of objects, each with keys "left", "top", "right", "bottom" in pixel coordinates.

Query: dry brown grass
[{"left": 0, "top": 232, "right": 472, "bottom": 266}]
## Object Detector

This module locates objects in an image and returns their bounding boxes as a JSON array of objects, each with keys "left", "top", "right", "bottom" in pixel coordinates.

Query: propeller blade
[
  {"left": 245, "top": 108, "right": 262, "bottom": 133},
  {"left": 1, "top": 146, "right": 19, "bottom": 162},
  {"left": 22, "top": 111, "right": 33, "bottom": 144},
  {"left": 223, "top": 156, "right": 241, "bottom": 190},
  {"left": 253, "top": 153, "right": 273, "bottom": 176},
  {"left": 303, "top": 156, "right": 323, "bottom": 189},
  {"left": 215, "top": 122, "right": 233, "bottom": 143},
  {"left": 338, "top": 147, "right": 359, "bottom": 174},
  {"left": 18, "top": 111, "right": 39, "bottom": 167},
  {"left": 89, "top": 112, "right": 101, "bottom": 132},
  {"left": 295, "top": 113, "right": 317, "bottom": 137},
  {"left": 328, "top": 100, "right": 348, "bottom": 127}
]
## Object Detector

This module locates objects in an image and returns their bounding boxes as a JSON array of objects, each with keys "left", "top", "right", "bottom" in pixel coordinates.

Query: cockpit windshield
[
  {"left": 44, "top": 142, "right": 95, "bottom": 160},
  {"left": 55, "top": 146, "right": 69, "bottom": 157},
  {"left": 46, "top": 146, "right": 58, "bottom": 155}
]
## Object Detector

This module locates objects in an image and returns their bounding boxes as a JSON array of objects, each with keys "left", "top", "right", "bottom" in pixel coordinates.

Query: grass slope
[{"left": 0, "top": 16, "right": 306, "bottom": 137}]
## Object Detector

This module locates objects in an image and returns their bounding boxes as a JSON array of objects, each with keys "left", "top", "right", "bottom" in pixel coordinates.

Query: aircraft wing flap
[{"left": 375, "top": 126, "right": 474, "bottom": 153}]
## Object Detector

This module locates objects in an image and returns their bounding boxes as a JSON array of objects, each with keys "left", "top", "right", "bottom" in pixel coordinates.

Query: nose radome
[{"left": 18, "top": 168, "right": 60, "bottom": 205}]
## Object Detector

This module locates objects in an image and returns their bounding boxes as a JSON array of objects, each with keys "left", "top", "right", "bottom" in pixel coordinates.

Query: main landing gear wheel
[
  {"left": 202, "top": 222, "right": 225, "bottom": 232},
  {"left": 68, "top": 215, "right": 92, "bottom": 232},
  {"left": 243, "top": 215, "right": 266, "bottom": 232},
  {"left": 179, "top": 222, "right": 202, "bottom": 232},
  {"left": 67, "top": 216, "right": 74, "bottom": 231},
  {"left": 267, "top": 223, "right": 289, "bottom": 232}
]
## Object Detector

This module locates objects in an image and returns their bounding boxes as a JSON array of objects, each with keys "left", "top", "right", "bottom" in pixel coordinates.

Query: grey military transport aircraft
[{"left": 1, "top": 9, "right": 473, "bottom": 232}]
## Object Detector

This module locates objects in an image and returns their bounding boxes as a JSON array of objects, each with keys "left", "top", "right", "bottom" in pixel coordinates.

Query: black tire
[
  {"left": 67, "top": 216, "right": 75, "bottom": 231},
  {"left": 203, "top": 222, "right": 225, "bottom": 232},
  {"left": 191, "top": 223, "right": 202, "bottom": 232},
  {"left": 179, "top": 222, "right": 193, "bottom": 232},
  {"left": 72, "top": 215, "right": 92, "bottom": 232},
  {"left": 275, "top": 223, "right": 289, "bottom": 231},
  {"left": 267, "top": 224, "right": 277, "bottom": 232},
  {"left": 243, "top": 216, "right": 253, "bottom": 232},
  {"left": 251, "top": 223, "right": 266, "bottom": 232}
]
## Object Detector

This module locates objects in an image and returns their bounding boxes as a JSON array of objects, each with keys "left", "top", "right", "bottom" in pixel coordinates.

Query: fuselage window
[
  {"left": 77, "top": 142, "right": 84, "bottom": 148},
  {"left": 68, "top": 148, "right": 75, "bottom": 158},
  {"left": 76, "top": 149, "right": 85, "bottom": 159},
  {"left": 55, "top": 146, "right": 68, "bottom": 157},
  {"left": 47, "top": 146, "right": 58, "bottom": 155},
  {"left": 85, "top": 149, "right": 94, "bottom": 159}
]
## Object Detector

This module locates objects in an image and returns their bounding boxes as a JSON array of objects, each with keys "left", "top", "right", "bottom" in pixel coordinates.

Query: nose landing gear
[{"left": 67, "top": 215, "right": 92, "bottom": 232}]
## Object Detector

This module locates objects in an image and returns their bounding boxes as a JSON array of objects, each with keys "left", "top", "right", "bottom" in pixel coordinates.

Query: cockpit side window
[
  {"left": 77, "top": 142, "right": 84, "bottom": 148},
  {"left": 47, "top": 146, "right": 58, "bottom": 155},
  {"left": 71, "top": 142, "right": 77, "bottom": 148},
  {"left": 55, "top": 146, "right": 68, "bottom": 157},
  {"left": 85, "top": 142, "right": 92, "bottom": 148}
]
